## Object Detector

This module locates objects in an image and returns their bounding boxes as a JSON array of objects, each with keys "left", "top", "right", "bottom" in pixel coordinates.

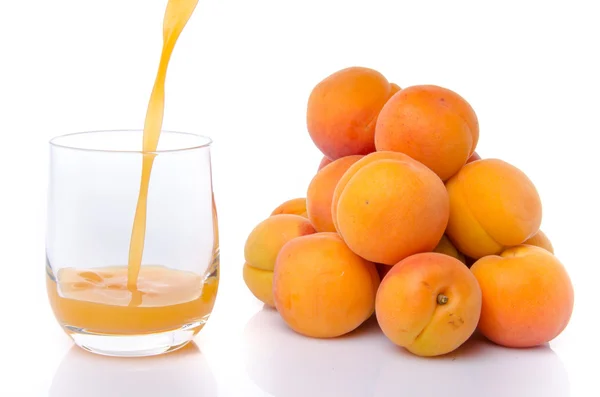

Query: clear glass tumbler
[{"left": 46, "top": 130, "right": 219, "bottom": 357}]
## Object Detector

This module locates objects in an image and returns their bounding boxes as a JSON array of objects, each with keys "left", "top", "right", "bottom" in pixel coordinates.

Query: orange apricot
[
  {"left": 306, "top": 155, "right": 363, "bottom": 232},
  {"left": 243, "top": 214, "right": 316, "bottom": 307},
  {"left": 317, "top": 156, "right": 333, "bottom": 171},
  {"left": 471, "top": 245, "right": 574, "bottom": 348},
  {"left": 523, "top": 229, "right": 554, "bottom": 253},
  {"left": 389, "top": 83, "right": 401, "bottom": 96},
  {"left": 445, "top": 158, "right": 542, "bottom": 259},
  {"left": 270, "top": 198, "right": 308, "bottom": 218},
  {"left": 307, "top": 67, "right": 393, "bottom": 160},
  {"left": 376, "top": 263, "right": 392, "bottom": 280},
  {"left": 332, "top": 151, "right": 428, "bottom": 232},
  {"left": 375, "top": 252, "right": 482, "bottom": 357},
  {"left": 273, "top": 232, "right": 379, "bottom": 338},
  {"left": 433, "top": 235, "right": 466, "bottom": 264},
  {"left": 243, "top": 263, "right": 275, "bottom": 307},
  {"left": 374, "top": 85, "right": 479, "bottom": 181},
  {"left": 332, "top": 151, "right": 449, "bottom": 265},
  {"left": 466, "top": 151, "right": 481, "bottom": 163}
]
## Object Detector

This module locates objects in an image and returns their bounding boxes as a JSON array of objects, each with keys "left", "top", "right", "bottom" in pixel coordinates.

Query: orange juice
[
  {"left": 47, "top": 0, "right": 216, "bottom": 337},
  {"left": 127, "top": 0, "right": 200, "bottom": 300},
  {"left": 47, "top": 266, "right": 218, "bottom": 335}
]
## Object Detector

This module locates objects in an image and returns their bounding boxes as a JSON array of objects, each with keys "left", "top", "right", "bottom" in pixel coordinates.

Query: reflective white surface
[
  {"left": 0, "top": 266, "right": 594, "bottom": 396},
  {"left": 48, "top": 343, "right": 218, "bottom": 397}
]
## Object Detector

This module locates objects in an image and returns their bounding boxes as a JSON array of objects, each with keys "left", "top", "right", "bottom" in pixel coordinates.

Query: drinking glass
[{"left": 46, "top": 130, "right": 219, "bottom": 357}]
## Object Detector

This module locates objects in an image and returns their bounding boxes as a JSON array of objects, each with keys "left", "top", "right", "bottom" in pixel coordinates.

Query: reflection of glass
[
  {"left": 49, "top": 342, "right": 218, "bottom": 396},
  {"left": 46, "top": 130, "right": 219, "bottom": 357},
  {"left": 244, "top": 309, "right": 570, "bottom": 397}
]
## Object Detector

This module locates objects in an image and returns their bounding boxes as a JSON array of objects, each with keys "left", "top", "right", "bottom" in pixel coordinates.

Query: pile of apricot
[{"left": 243, "top": 66, "right": 574, "bottom": 357}]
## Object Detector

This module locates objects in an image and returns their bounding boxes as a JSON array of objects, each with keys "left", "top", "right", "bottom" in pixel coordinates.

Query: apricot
[
  {"left": 433, "top": 235, "right": 466, "bottom": 264},
  {"left": 466, "top": 151, "right": 481, "bottom": 163},
  {"left": 331, "top": 151, "right": 416, "bottom": 232},
  {"left": 445, "top": 158, "right": 542, "bottom": 259},
  {"left": 374, "top": 85, "right": 479, "bottom": 181},
  {"left": 332, "top": 151, "right": 449, "bottom": 265},
  {"left": 306, "top": 155, "right": 363, "bottom": 232},
  {"left": 523, "top": 229, "right": 554, "bottom": 253},
  {"left": 243, "top": 214, "right": 316, "bottom": 307},
  {"left": 273, "top": 232, "right": 379, "bottom": 338},
  {"left": 389, "top": 83, "right": 401, "bottom": 96},
  {"left": 376, "top": 263, "right": 392, "bottom": 280},
  {"left": 306, "top": 67, "right": 393, "bottom": 160},
  {"left": 318, "top": 156, "right": 333, "bottom": 171},
  {"left": 270, "top": 198, "right": 308, "bottom": 218},
  {"left": 375, "top": 252, "right": 482, "bottom": 357},
  {"left": 471, "top": 245, "right": 574, "bottom": 348},
  {"left": 243, "top": 263, "right": 275, "bottom": 307}
]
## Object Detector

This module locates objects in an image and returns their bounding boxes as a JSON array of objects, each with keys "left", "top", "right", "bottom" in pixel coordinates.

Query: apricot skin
[
  {"left": 331, "top": 151, "right": 421, "bottom": 233},
  {"left": 333, "top": 152, "right": 450, "bottom": 265},
  {"left": 306, "top": 155, "right": 363, "bottom": 232},
  {"left": 433, "top": 235, "right": 466, "bottom": 264},
  {"left": 243, "top": 263, "right": 275, "bottom": 307},
  {"left": 375, "top": 252, "right": 482, "bottom": 357},
  {"left": 470, "top": 245, "right": 574, "bottom": 348},
  {"left": 244, "top": 214, "right": 316, "bottom": 272},
  {"left": 445, "top": 158, "right": 543, "bottom": 259},
  {"left": 307, "top": 67, "right": 392, "bottom": 160},
  {"left": 270, "top": 198, "right": 308, "bottom": 218},
  {"left": 243, "top": 214, "right": 316, "bottom": 307},
  {"left": 523, "top": 229, "right": 554, "bottom": 254},
  {"left": 318, "top": 156, "right": 333, "bottom": 171},
  {"left": 374, "top": 84, "right": 479, "bottom": 181},
  {"left": 273, "top": 232, "right": 379, "bottom": 338},
  {"left": 466, "top": 151, "right": 481, "bottom": 163},
  {"left": 376, "top": 263, "right": 392, "bottom": 280}
]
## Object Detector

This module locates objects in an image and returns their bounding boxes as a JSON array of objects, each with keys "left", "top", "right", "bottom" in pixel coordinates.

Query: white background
[{"left": 1, "top": 0, "right": 599, "bottom": 395}]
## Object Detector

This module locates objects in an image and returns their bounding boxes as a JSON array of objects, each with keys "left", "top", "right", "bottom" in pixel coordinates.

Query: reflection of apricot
[
  {"left": 332, "top": 151, "right": 449, "bottom": 265},
  {"left": 273, "top": 233, "right": 379, "bottom": 338},
  {"left": 243, "top": 308, "right": 383, "bottom": 397},
  {"left": 372, "top": 333, "right": 570, "bottom": 397},
  {"left": 306, "top": 155, "right": 363, "bottom": 232},
  {"left": 471, "top": 245, "right": 574, "bottom": 348},
  {"left": 375, "top": 84, "right": 479, "bottom": 181},
  {"left": 376, "top": 253, "right": 481, "bottom": 356},
  {"left": 307, "top": 67, "right": 393, "bottom": 160},
  {"left": 445, "top": 158, "right": 542, "bottom": 259}
]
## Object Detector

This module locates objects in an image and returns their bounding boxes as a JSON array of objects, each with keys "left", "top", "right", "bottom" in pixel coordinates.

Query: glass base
[{"left": 64, "top": 320, "right": 207, "bottom": 358}]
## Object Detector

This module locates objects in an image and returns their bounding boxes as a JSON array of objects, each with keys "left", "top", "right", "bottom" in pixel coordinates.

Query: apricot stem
[{"left": 437, "top": 294, "right": 448, "bottom": 305}]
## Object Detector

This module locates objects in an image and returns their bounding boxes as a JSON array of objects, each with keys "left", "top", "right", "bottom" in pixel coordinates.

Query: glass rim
[{"left": 49, "top": 129, "right": 213, "bottom": 154}]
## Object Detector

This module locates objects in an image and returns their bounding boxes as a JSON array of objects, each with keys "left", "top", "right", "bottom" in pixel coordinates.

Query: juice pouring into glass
[{"left": 46, "top": 0, "right": 219, "bottom": 357}]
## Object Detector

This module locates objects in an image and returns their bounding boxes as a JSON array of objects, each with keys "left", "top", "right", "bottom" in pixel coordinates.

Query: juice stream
[{"left": 127, "top": 0, "right": 199, "bottom": 306}]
